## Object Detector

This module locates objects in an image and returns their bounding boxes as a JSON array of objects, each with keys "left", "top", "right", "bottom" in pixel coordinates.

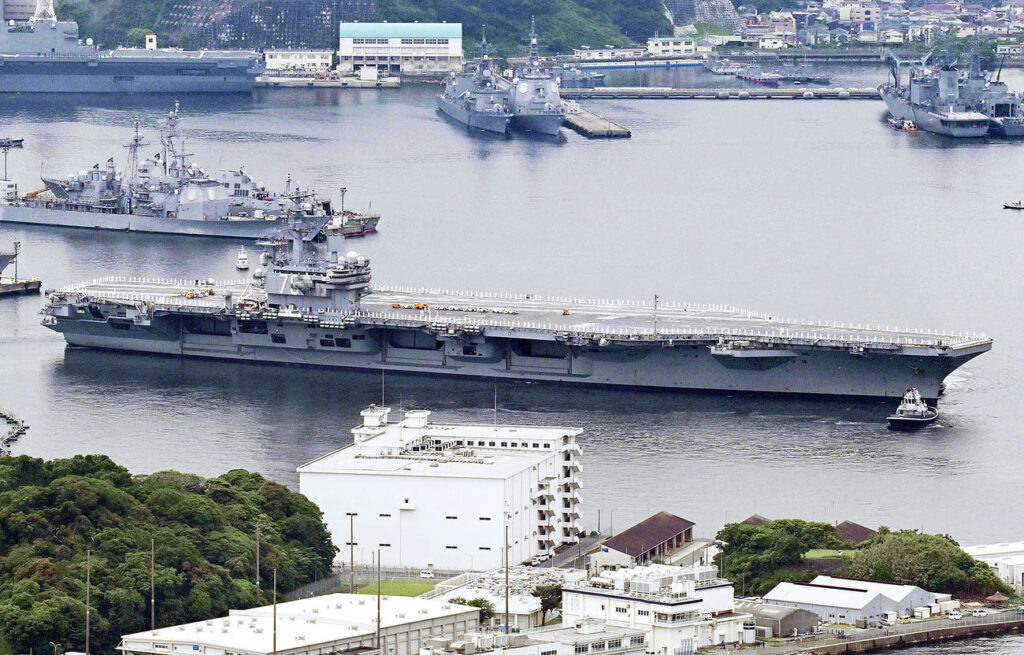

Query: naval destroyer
[
  {"left": 507, "top": 19, "right": 566, "bottom": 136},
  {"left": 41, "top": 218, "right": 991, "bottom": 402},
  {"left": 880, "top": 48, "right": 1024, "bottom": 137},
  {"left": 0, "top": 0, "right": 260, "bottom": 94},
  {"left": 0, "top": 104, "right": 379, "bottom": 239},
  {"left": 436, "top": 29, "right": 512, "bottom": 134}
]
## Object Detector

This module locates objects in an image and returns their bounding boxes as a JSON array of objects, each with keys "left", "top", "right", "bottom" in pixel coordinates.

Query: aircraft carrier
[{"left": 40, "top": 221, "right": 991, "bottom": 402}]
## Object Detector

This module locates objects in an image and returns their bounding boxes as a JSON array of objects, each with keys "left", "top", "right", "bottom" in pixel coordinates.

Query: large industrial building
[
  {"left": 964, "top": 542, "right": 1024, "bottom": 590},
  {"left": 337, "top": 22, "right": 463, "bottom": 75},
  {"left": 763, "top": 576, "right": 938, "bottom": 623},
  {"left": 118, "top": 593, "right": 480, "bottom": 655},
  {"left": 561, "top": 564, "right": 752, "bottom": 654},
  {"left": 297, "top": 406, "right": 583, "bottom": 570}
]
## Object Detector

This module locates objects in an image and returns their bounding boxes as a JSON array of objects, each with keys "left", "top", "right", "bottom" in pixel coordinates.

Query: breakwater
[
  {"left": 0, "top": 408, "right": 27, "bottom": 456},
  {"left": 561, "top": 87, "right": 880, "bottom": 100}
]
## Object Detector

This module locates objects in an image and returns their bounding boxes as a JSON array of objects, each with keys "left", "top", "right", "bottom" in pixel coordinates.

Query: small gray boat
[{"left": 887, "top": 388, "right": 939, "bottom": 430}]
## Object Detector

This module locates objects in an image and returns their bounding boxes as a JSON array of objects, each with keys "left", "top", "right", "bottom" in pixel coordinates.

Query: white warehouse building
[
  {"left": 964, "top": 542, "right": 1024, "bottom": 590},
  {"left": 338, "top": 22, "right": 462, "bottom": 76},
  {"left": 763, "top": 576, "right": 938, "bottom": 623},
  {"left": 119, "top": 593, "right": 480, "bottom": 655},
  {"left": 561, "top": 564, "right": 751, "bottom": 654},
  {"left": 298, "top": 406, "right": 583, "bottom": 571},
  {"left": 264, "top": 50, "right": 334, "bottom": 71}
]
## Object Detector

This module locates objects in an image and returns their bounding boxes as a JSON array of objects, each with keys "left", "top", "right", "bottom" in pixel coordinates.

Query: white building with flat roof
[
  {"left": 118, "top": 593, "right": 480, "bottom": 655},
  {"left": 763, "top": 576, "right": 937, "bottom": 623},
  {"left": 298, "top": 406, "right": 583, "bottom": 571},
  {"left": 264, "top": 50, "right": 334, "bottom": 71},
  {"left": 438, "top": 565, "right": 586, "bottom": 630},
  {"left": 338, "top": 23, "right": 462, "bottom": 76},
  {"left": 561, "top": 564, "right": 750, "bottom": 653},
  {"left": 964, "top": 542, "right": 1024, "bottom": 590}
]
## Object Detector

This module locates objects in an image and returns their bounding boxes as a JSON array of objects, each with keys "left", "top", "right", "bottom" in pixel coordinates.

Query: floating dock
[
  {"left": 563, "top": 107, "right": 631, "bottom": 138},
  {"left": 0, "top": 277, "right": 40, "bottom": 297},
  {"left": 0, "top": 408, "right": 27, "bottom": 457},
  {"left": 561, "top": 87, "right": 881, "bottom": 100},
  {"left": 256, "top": 76, "right": 400, "bottom": 89}
]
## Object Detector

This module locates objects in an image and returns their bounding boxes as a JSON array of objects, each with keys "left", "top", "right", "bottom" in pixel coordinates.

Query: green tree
[
  {"left": 0, "top": 455, "right": 337, "bottom": 655},
  {"left": 532, "top": 583, "right": 562, "bottom": 624},
  {"left": 126, "top": 28, "right": 154, "bottom": 48},
  {"left": 449, "top": 597, "right": 495, "bottom": 623}
]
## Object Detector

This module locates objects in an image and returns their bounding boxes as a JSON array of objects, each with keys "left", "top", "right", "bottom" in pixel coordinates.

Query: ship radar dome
[
  {"left": 86, "top": 37, "right": 93, "bottom": 46},
  {"left": 345, "top": 250, "right": 360, "bottom": 263}
]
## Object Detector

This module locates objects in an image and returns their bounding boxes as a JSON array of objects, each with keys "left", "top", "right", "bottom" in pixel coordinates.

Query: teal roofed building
[{"left": 338, "top": 22, "right": 463, "bottom": 77}]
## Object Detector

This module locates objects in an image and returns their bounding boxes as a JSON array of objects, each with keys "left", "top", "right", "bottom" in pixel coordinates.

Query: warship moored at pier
[
  {"left": 41, "top": 219, "right": 992, "bottom": 402},
  {"left": 436, "top": 29, "right": 512, "bottom": 135},
  {"left": 507, "top": 20, "right": 566, "bottom": 136},
  {"left": 0, "top": 0, "right": 261, "bottom": 94},
  {"left": 0, "top": 103, "right": 378, "bottom": 239}
]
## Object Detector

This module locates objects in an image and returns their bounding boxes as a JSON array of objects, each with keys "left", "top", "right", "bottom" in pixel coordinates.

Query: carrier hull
[
  {"left": 0, "top": 204, "right": 315, "bottom": 239},
  {"left": 0, "top": 58, "right": 257, "bottom": 94}
]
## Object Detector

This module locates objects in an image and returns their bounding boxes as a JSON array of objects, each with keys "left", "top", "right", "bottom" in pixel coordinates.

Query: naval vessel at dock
[{"left": 41, "top": 220, "right": 991, "bottom": 402}]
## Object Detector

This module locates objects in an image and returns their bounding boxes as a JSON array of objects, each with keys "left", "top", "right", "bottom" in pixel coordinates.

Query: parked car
[
  {"left": 972, "top": 609, "right": 987, "bottom": 618},
  {"left": 948, "top": 610, "right": 962, "bottom": 620},
  {"left": 419, "top": 570, "right": 435, "bottom": 579}
]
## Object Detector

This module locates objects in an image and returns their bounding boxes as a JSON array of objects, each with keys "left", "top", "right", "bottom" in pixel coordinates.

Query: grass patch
[
  {"left": 804, "top": 549, "right": 849, "bottom": 559},
  {"left": 358, "top": 579, "right": 438, "bottom": 597}
]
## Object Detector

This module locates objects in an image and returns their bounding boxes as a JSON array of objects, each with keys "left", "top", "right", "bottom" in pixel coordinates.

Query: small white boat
[
  {"left": 1004, "top": 201, "right": 1024, "bottom": 210},
  {"left": 236, "top": 246, "right": 249, "bottom": 270},
  {"left": 887, "top": 387, "right": 938, "bottom": 430}
]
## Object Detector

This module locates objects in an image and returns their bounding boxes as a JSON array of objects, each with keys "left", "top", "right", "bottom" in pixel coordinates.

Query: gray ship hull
[
  {"left": 0, "top": 204, "right": 315, "bottom": 239},
  {"left": 881, "top": 89, "right": 989, "bottom": 137},
  {"left": 512, "top": 113, "right": 564, "bottom": 136},
  {"left": 46, "top": 320, "right": 978, "bottom": 401},
  {"left": 436, "top": 95, "right": 510, "bottom": 134},
  {"left": 0, "top": 58, "right": 257, "bottom": 94},
  {"left": 991, "top": 117, "right": 1024, "bottom": 136}
]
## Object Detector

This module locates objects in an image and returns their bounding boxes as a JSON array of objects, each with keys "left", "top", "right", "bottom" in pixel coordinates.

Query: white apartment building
[
  {"left": 3, "top": 0, "right": 35, "bottom": 21},
  {"left": 264, "top": 50, "right": 334, "bottom": 71},
  {"left": 338, "top": 22, "right": 462, "bottom": 76},
  {"left": 561, "top": 564, "right": 751, "bottom": 654},
  {"left": 298, "top": 406, "right": 583, "bottom": 571},
  {"left": 646, "top": 37, "right": 697, "bottom": 56},
  {"left": 120, "top": 594, "right": 479, "bottom": 655},
  {"left": 571, "top": 47, "right": 647, "bottom": 60}
]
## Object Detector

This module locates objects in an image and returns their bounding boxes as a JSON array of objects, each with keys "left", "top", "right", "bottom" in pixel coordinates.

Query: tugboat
[
  {"left": 436, "top": 28, "right": 512, "bottom": 135},
  {"left": 887, "top": 388, "right": 939, "bottom": 430}
]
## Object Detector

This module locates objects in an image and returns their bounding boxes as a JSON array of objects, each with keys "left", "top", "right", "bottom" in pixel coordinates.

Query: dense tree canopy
[
  {"left": 847, "top": 529, "right": 1009, "bottom": 598},
  {"left": 0, "top": 455, "right": 336, "bottom": 655},
  {"left": 714, "top": 519, "right": 848, "bottom": 596}
]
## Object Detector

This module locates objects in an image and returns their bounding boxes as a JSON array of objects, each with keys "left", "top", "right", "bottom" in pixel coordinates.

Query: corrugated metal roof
[
  {"left": 763, "top": 582, "right": 879, "bottom": 610},
  {"left": 338, "top": 22, "right": 462, "bottom": 39}
]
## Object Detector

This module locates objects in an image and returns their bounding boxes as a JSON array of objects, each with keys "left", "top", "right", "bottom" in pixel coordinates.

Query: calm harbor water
[{"left": 1, "top": 65, "right": 1023, "bottom": 611}]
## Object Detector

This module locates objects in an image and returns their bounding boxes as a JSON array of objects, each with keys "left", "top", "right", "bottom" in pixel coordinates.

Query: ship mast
[
  {"left": 31, "top": 0, "right": 56, "bottom": 22},
  {"left": 123, "top": 121, "right": 147, "bottom": 211},
  {"left": 160, "top": 101, "right": 192, "bottom": 176},
  {"left": 528, "top": 16, "right": 539, "bottom": 67}
]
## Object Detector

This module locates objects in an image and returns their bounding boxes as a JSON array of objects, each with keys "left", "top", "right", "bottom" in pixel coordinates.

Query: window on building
[
  {"left": 630, "top": 637, "right": 645, "bottom": 646},
  {"left": 637, "top": 610, "right": 649, "bottom": 617},
  {"left": 607, "top": 640, "right": 621, "bottom": 649},
  {"left": 446, "top": 516, "right": 458, "bottom": 520},
  {"left": 479, "top": 546, "right": 491, "bottom": 551},
  {"left": 575, "top": 646, "right": 589, "bottom": 654},
  {"left": 591, "top": 643, "right": 605, "bottom": 652},
  {"left": 345, "top": 512, "right": 358, "bottom": 516},
  {"left": 379, "top": 543, "right": 391, "bottom": 547},
  {"left": 446, "top": 545, "right": 458, "bottom": 549},
  {"left": 379, "top": 513, "right": 391, "bottom": 517},
  {"left": 615, "top": 607, "right": 628, "bottom": 614},
  {"left": 541, "top": 651, "right": 557, "bottom": 655},
  {"left": 501, "top": 442, "right": 508, "bottom": 447},
  {"left": 479, "top": 517, "right": 491, "bottom": 521}
]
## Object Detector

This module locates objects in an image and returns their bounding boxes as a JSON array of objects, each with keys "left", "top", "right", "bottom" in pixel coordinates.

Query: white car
[
  {"left": 419, "top": 570, "right": 435, "bottom": 579},
  {"left": 972, "top": 609, "right": 987, "bottom": 618},
  {"left": 948, "top": 611, "right": 962, "bottom": 620}
]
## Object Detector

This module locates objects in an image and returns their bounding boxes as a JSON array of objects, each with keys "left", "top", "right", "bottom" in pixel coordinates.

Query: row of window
[
  {"left": 574, "top": 640, "right": 625, "bottom": 654},
  {"left": 345, "top": 513, "right": 493, "bottom": 521},
  {"left": 349, "top": 38, "right": 451, "bottom": 45},
  {"left": 453, "top": 439, "right": 551, "bottom": 449}
]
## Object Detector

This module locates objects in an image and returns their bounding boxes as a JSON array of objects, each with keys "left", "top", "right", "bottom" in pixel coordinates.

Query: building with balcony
[
  {"left": 561, "top": 564, "right": 752, "bottom": 654},
  {"left": 297, "top": 406, "right": 583, "bottom": 571},
  {"left": 338, "top": 22, "right": 462, "bottom": 76},
  {"left": 264, "top": 50, "right": 335, "bottom": 71}
]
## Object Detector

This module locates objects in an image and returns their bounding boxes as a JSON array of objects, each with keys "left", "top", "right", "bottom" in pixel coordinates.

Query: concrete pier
[
  {"left": 563, "top": 107, "right": 631, "bottom": 138},
  {"left": 0, "top": 408, "right": 27, "bottom": 457},
  {"left": 0, "top": 277, "right": 40, "bottom": 297},
  {"left": 562, "top": 87, "right": 880, "bottom": 100},
  {"left": 256, "top": 76, "right": 400, "bottom": 89}
]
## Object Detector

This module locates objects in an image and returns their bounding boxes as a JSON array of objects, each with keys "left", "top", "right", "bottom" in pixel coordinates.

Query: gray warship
[
  {"left": 553, "top": 66, "right": 605, "bottom": 89},
  {"left": 0, "top": 104, "right": 379, "bottom": 239},
  {"left": 0, "top": 0, "right": 260, "bottom": 94},
  {"left": 880, "top": 49, "right": 1024, "bottom": 137},
  {"left": 436, "top": 29, "right": 512, "bottom": 135},
  {"left": 41, "top": 218, "right": 991, "bottom": 402},
  {"left": 507, "top": 19, "right": 566, "bottom": 136}
]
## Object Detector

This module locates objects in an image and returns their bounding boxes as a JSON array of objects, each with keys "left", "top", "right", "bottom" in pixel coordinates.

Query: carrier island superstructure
[{"left": 41, "top": 222, "right": 991, "bottom": 401}]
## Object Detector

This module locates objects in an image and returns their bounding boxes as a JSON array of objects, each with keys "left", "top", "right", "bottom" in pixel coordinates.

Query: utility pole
[
  {"left": 272, "top": 569, "right": 277, "bottom": 655},
  {"left": 255, "top": 520, "right": 261, "bottom": 596},
  {"left": 597, "top": 509, "right": 601, "bottom": 535},
  {"left": 150, "top": 538, "right": 156, "bottom": 629},
  {"left": 85, "top": 550, "right": 91, "bottom": 655},
  {"left": 504, "top": 523, "right": 510, "bottom": 633},
  {"left": 375, "top": 550, "right": 382, "bottom": 648},
  {"left": 350, "top": 513, "right": 355, "bottom": 593}
]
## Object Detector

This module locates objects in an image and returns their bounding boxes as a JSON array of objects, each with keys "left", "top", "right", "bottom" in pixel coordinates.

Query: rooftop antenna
[
  {"left": 528, "top": 16, "right": 539, "bottom": 64},
  {"left": 150, "top": 538, "right": 156, "bottom": 630},
  {"left": 31, "top": 0, "right": 56, "bottom": 22}
]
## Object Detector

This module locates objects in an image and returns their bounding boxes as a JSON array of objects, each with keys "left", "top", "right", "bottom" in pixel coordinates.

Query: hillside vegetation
[
  {"left": 0, "top": 455, "right": 336, "bottom": 655},
  {"left": 53, "top": 0, "right": 672, "bottom": 54},
  {"left": 715, "top": 520, "right": 1010, "bottom": 599}
]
